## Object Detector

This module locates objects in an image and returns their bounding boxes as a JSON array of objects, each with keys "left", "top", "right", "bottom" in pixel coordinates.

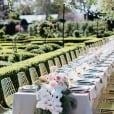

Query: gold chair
[
  {"left": 29, "top": 67, "right": 39, "bottom": 84},
  {"left": 96, "top": 102, "right": 114, "bottom": 112},
  {"left": 17, "top": 72, "right": 29, "bottom": 87},
  {"left": 38, "top": 63, "right": 48, "bottom": 76},
  {"left": 60, "top": 54, "right": 67, "bottom": 66},
  {"left": 48, "top": 59, "right": 55, "bottom": 72},
  {"left": 54, "top": 57, "right": 62, "bottom": 68},
  {"left": 75, "top": 49, "right": 80, "bottom": 57},
  {"left": 65, "top": 52, "right": 72, "bottom": 63},
  {"left": 1, "top": 77, "right": 16, "bottom": 108},
  {"left": 70, "top": 51, "right": 76, "bottom": 60}
]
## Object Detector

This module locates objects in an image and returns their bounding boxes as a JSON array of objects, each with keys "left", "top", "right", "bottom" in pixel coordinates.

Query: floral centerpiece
[{"left": 36, "top": 72, "right": 77, "bottom": 114}]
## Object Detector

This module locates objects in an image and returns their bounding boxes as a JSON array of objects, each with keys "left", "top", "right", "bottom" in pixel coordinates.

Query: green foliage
[
  {"left": 0, "top": 29, "right": 5, "bottom": 38},
  {"left": 48, "top": 43, "right": 62, "bottom": 50},
  {"left": 8, "top": 53, "right": 35, "bottom": 62},
  {"left": 38, "top": 21, "right": 56, "bottom": 38},
  {"left": 0, "top": 45, "right": 2, "bottom": 50},
  {"left": 8, "top": 53, "right": 20, "bottom": 63},
  {"left": 8, "top": 12, "right": 19, "bottom": 20},
  {"left": 28, "top": 24, "right": 38, "bottom": 36},
  {"left": 30, "top": 49, "right": 45, "bottom": 54},
  {"left": 72, "top": 30, "right": 80, "bottom": 37},
  {"left": 25, "top": 44, "right": 40, "bottom": 51}
]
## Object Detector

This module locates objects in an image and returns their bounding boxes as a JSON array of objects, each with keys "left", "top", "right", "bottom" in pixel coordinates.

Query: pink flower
[
  {"left": 48, "top": 72, "right": 56, "bottom": 80},
  {"left": 56, "top": 75, "right": 61, "bottom": 81},
  {"left": 49, "top": 80, "right": 57, "bottom": 87}
]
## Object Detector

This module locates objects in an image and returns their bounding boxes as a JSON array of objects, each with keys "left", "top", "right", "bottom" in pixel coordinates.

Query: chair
[
  {"left": 17, "top": 72, "right": 29, "bottom": 87},
  {"left": 70, "top": 51, "right": 76, "bottom": 60},
  {"left": 1, "top": 77, "right": 16, "bottom": 108},
  {"left": 0, "top": 104, "right": 12, "bottom": 113},
  {"left": 38, "top": 63, "right": 48, "bottom": 76},
  {"left": 54, "top": 57, "right": 62, "bottom": 68},
  {"left": 48, "top": 59, "right": 55, "bottom": 71},
  {"left": 65, "top": 52, "right": 72, "bottom": 63},
  {"left": 29, "top": 67, "right": 39, "bottom": 84},
  {"left": 96, "top": 102, "right": 114, "bottom": 112},
  {"left": 75, "top": 49, "right": 80, "bottom": 57},
  {"left": 79, "top": 48, "right": 85, "bottom": 55},
  {"left": 60, "top": 54, "right": 67, "bottom": 66}
]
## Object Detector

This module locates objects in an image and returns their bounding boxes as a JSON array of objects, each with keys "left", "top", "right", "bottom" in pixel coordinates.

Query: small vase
[{"left": 36, "top": 109, "right": 51, "bottom": 114}]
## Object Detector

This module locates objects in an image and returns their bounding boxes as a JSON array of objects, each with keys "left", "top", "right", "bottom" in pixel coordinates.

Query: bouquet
[{"left": 36, "top": 72, "right": 77, "bottom": 114}]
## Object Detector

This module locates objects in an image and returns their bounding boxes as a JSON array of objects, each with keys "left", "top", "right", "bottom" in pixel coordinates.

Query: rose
[{"left": 49, "top": 80, "right": 58, "bottom": 87}]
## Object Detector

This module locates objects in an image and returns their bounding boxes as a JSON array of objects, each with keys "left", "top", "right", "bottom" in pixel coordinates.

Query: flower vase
[
  {"left": 61, "top": 90, "right": 77, "bottom": 114},
  {"left": 36, "top": 109, "right": 51, "bottom": 114}
]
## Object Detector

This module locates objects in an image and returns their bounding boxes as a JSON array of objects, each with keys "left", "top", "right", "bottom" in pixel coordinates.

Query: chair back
[
  {"left": 39, "top": 63, "right": 48, "bottom": 76},
  {"left": 29, "top": 67, "right": 39, "bottom": 84},
  {"left": 60, "top": 54, "right": 67, "bottom": 66},
  {"left": 48, "top": 60, "right": 55, "bottom": 68},
  {"left": 75, "top": 50, "right": 80, "bottom": 57},
  {"left": 54, "top": 57, "right": 61, "bottom": 68},
  {"left": 65, "top": 52, "right": 71, "bottom": 63},
  {"left": 17, "top": 72, "right": 29, "bottom": 86},
  {"left": 1, "top": 77, "right": 16, "bottom": 107},
  {"left": 70, "top": 51, "right": 76, "bottom": 60}
]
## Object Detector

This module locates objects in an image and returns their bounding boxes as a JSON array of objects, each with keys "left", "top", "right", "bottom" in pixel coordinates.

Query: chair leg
[{"left": 0, "top": 104, "right": 12, "bottom": 114}]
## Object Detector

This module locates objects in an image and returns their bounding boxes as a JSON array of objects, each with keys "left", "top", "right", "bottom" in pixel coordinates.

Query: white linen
[{"left": 13, "top": 92, "right": 36, "bottom": 114}]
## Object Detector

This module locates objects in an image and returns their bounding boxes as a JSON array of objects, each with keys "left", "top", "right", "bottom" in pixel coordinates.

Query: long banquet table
[{"left": 13, "top": 40, "right": 114, "bottom": 114}]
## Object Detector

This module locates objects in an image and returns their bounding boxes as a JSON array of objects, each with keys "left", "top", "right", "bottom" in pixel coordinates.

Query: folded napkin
[{"left": 19, "top": 85, "right": 38, "bottom": 92}]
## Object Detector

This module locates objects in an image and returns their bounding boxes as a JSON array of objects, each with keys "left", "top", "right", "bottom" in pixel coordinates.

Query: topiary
[
  {"left": 38, "top": 21, "right": 56, "bottom": 38},
  {"left": 72, "top": 30, "right": 80, "bottom": 37}
]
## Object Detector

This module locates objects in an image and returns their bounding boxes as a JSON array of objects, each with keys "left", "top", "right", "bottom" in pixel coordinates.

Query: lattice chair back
[
  {"left": 54, "top": 57, "right": 61, "bottom": 68},
  {"left": 39, "top": 63, "right": 48, "bottom": 76},
  {"left": 75, "top": 49, "right": 80, "bottom": 57},
  {"left": 70, "top": 51, "right": 76, "bottom": 60},
  {"left": 65, "top": 52, "right": 71, "bottom": 63},
  {"left": 48, "top": 60, "right": 55, "bottom": 71},
  {"left": 79, "top": 48, "right": 84, "bottom": 55},
  {"left": 85, "top": 46, "right": 89, "bottom": 53},
  {"left": 29, "top": 67, "right": 39, "bottom": 84},
  {"left": 1, "top": 77, "right": 16, "bottom": 108},
  {"left": 60, "top": 54, "right": 67, "bottom": 66},
  {"left": 17, "top": 72, "right": 29, "bottom": 87}
]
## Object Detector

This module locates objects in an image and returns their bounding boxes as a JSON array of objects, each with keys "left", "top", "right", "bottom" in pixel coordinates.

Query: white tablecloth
[{"left": 13, "top": 92, "right": 36, "bottom": 114}]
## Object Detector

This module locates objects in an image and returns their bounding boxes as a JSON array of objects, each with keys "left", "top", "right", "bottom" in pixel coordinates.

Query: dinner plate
[
  {"left": 70, "top": 86, "right": 89, "bottom": 91},
  {"left": 21, "top": 85, "right": 37, "bottom": 92},
  {"left": 83, "top": 75, "right": 98, "bottom": 79},
  {"left": 77, "top": 80, "right": 94, "bottom": 85}
]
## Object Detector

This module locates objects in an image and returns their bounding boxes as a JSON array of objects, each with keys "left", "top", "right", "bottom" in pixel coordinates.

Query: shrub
[
  {"left": 25, "top": 44, "right": 40, "bottom": 51},
  {"left": 8, "top": 12, "right": 19, "bottom": 20},
  {"left": 38, "top": 21, "right": 56, "bottom": 38},
  {"left": 8, "top": 54, "right": 20, "bottom": 63},
  {"left": 30, "top": 49, "right": 45, "bottom": 54},
  {"left": 0, "top": 29, "right": 5, "bottom": 38},
  {"left": 39, "top": 45, "right": 54, "bottom": 52},
  {"left": 48, "top": 43, "right": 61, "bottom": 50},
  {"left": 4, "top": 21, "right": 16, "bottom": 35},
  {"left": 72, "top": 30, "right": 80, "bottom": 37},
  {"left": 19, "top": 53, "right": 35, "bottom": 61},
  {"left": 0, "top": 46, "right": 2, "bottom": 50}
]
